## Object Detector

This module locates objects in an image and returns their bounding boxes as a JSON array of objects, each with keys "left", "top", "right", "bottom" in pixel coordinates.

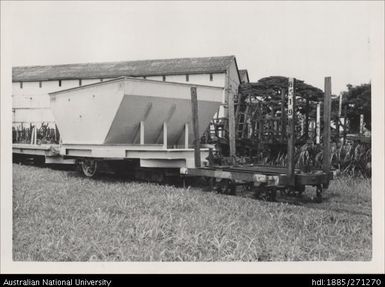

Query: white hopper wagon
[{"left": 46, "top": 77, "right": 223, "bottom": 178}]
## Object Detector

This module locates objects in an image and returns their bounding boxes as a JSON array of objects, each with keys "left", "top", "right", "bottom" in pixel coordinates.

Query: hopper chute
[{"left": 49, "top": 77, "right": 223, "bottom": 146}]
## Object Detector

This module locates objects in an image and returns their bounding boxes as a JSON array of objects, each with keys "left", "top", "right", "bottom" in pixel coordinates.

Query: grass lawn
[{"left": 13, "top": 164, "right": 372, "bottom": 261}]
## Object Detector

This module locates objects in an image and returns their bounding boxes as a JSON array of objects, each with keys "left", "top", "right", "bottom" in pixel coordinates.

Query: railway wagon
[
  {"left": 181, "top": 77, "right": 334, "bottom": 202},
  {"left": 13, "top": 76, "right": 333, "bottom": 202},
  {"left": 46, "top": 77, "right": 222, "bottom": 180},
  {"left": 13, "top": 77, "right": 223, "bottom": 179}
]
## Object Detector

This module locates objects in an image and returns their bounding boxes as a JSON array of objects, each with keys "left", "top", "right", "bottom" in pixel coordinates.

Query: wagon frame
[{"left": 181, "top": 77, "right": 334, "bottom": 202}]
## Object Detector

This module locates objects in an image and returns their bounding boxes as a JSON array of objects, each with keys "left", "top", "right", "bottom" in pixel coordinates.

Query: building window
[
  {"left": 39, "top": 81, "right": 42, "bottom": 88},
  {"left": 210, "top": 74, "right": 213, "bottom": 81},
  {"left": 59, "top": 80, "right": 62, "bottom": 87},
  {"left": 162, "top": 75, "right": 166, "bottom": 82},
  {"left": 186, "top": 74, "right": 189, "bottom": 82},
  {"left": 79, "top": 79, "right": 82, "bottom": 86},
  {"left": 20, "top": 82, "right": 23, "bottom": 89}
]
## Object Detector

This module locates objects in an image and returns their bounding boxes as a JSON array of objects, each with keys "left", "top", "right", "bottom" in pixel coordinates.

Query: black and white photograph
[{"left": 1, "top": 0, "right": 384, "bottom": 274}]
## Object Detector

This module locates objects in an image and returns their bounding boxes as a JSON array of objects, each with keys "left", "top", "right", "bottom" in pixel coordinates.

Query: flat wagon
[{"left": 181, "top": 77, "right": 334, "bottom": 202}]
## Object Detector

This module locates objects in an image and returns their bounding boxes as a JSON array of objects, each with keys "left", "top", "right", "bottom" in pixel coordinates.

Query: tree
[
  {"left": 238, "top": 76, "right": 325, "bottom": 138},
  {"left": 341, "top": 83, "right": 371, "bottom": 132},
  {"left": 239, "top": 76, "right": 324, "bottom": 105}
]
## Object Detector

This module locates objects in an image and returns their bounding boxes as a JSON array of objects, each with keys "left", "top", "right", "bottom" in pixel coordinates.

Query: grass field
[{"left": 13, "top": 163, "right": 372, "bottom": 261}]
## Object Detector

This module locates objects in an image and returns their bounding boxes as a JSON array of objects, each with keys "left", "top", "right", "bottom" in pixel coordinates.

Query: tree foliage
[
  {"left": 239, "top": 76, "right": 323, "bottom": 113},
  {"left": 239, "top": 77, "right": 371, "bottom": 133},
  {"left": 341, "top": 83, "right": 371, "bottom": 132},
  {"left": 238, "top": 76, "right": 326, "bottom": 120},
  {"left": 239, "top": 76, "right": 324, "bottom": 102}
]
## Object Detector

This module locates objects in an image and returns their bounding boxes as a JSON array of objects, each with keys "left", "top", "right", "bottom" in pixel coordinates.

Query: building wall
[
  {"left": 143, "top": 73, "right": 224, "bottom": 86},
  {"left": 13, "top": 79, "right": 100, "bottom": 124}
]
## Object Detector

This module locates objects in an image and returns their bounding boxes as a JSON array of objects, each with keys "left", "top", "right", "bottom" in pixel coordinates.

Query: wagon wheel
[
  {"left": 208, "top": 177, "right": 215, "bottom": 192},
  {"left": 243, "top": 182, "right": 254, "bottom": 192},
  {"left": 282, "top": 185, "right": 305, "bottom": 198},
  {"left": 294, "top": 185, "right": 306, "bottom": 197},
  {"left": 268, "top": 187, "right": 277, "bottom": 202},
  {"left": 216, "top": 179, "right": 236, "bottom": 195},
  {"left": 280, "top": 187, "right": 289, "bottom": 196},
  {"left": 253, "top": 185, "right": 264, "bottom": 200},
  {"left": 81, "top": 159, "right": 98, "bottom": 177},
  {"left": 315, "top": 184, "right": 323, "bottom": 203},
  {"left": 198, "top": 177, "right": 214, "bottom": 192},
  {"left": 254, "top": 185, "right": 275, "bottom": 201},
  {"left": 285, "top": 187, "right": 296, "bottom": 197},
  {"left": 198, "top": 176, "right": 213, "bottom": 190}
]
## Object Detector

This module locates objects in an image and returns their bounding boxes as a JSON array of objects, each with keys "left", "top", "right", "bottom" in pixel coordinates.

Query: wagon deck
[
  {"left": 12, "top": 143, "right": 76, "bottom": 164},
  {"left": 183, "top": 164, "right": 332, "bottom": 187}
]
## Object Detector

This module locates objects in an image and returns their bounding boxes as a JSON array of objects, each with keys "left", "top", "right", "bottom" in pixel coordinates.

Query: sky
[{"left": 4, "top": 1, "right": 383, "bottom": 95}]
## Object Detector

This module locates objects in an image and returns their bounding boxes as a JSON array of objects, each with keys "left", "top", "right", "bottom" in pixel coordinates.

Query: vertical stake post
[
  {"left": 338, "top": 93, "right": 342, "bottom": 140},
  {"left": 343, "top": 105, "right": 347, "bottom": 144},
  {"left": 191, "top": 87, "right": 201, "bottom": 168},
  {"left": 226, "top": 69, "right": 236, "bottom": 159},
  {"left": 228, "top": 89, "right": 236, "bottom": 159},
  {"left": 323, "top": 77, "right": 332, "bottom": 173},
  {"left": 316, "top": 103, "right": 321, "bottom": 144},
  {"left": 287, "top": 78, "right": 296, "bottom": 186},
  {"left": 163, "top": 122, "right": 167, "bottom": 149},
  {"left": 360, "top": 114, "right": 364, "bottom": 135},
  {"left": 305, "top": 98, "right": 309, "bottom": 138},
  {"left": 184, "top": 123, "right": 189, "bottom": 149},
  {"left": 140, "top": 121, "right": 144, "bottom": 145},
  {"left": 30, "top": 126, "right": 33, "bottom": 145},
  {"left": 258, "top": 103, "right": 263, "bottom": 149},
  {"left": 280, "top": 88, "right": 286, "bottom": 142}
]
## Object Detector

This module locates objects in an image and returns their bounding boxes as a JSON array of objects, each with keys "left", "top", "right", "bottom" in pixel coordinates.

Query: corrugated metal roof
[{"left": 13, "top": 56, "right": 236, "bottom": 82}]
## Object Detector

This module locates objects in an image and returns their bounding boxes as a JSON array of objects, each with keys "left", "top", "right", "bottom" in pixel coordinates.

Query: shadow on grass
[
  {"left": 276, "top": 190, "right": 371, "bottom": 217},
  {"left": 14, "top": 161, "right": 371, "bottom": 217},
  {"left": 47, "top": 164, "right": 76, "bottom": 171}
]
